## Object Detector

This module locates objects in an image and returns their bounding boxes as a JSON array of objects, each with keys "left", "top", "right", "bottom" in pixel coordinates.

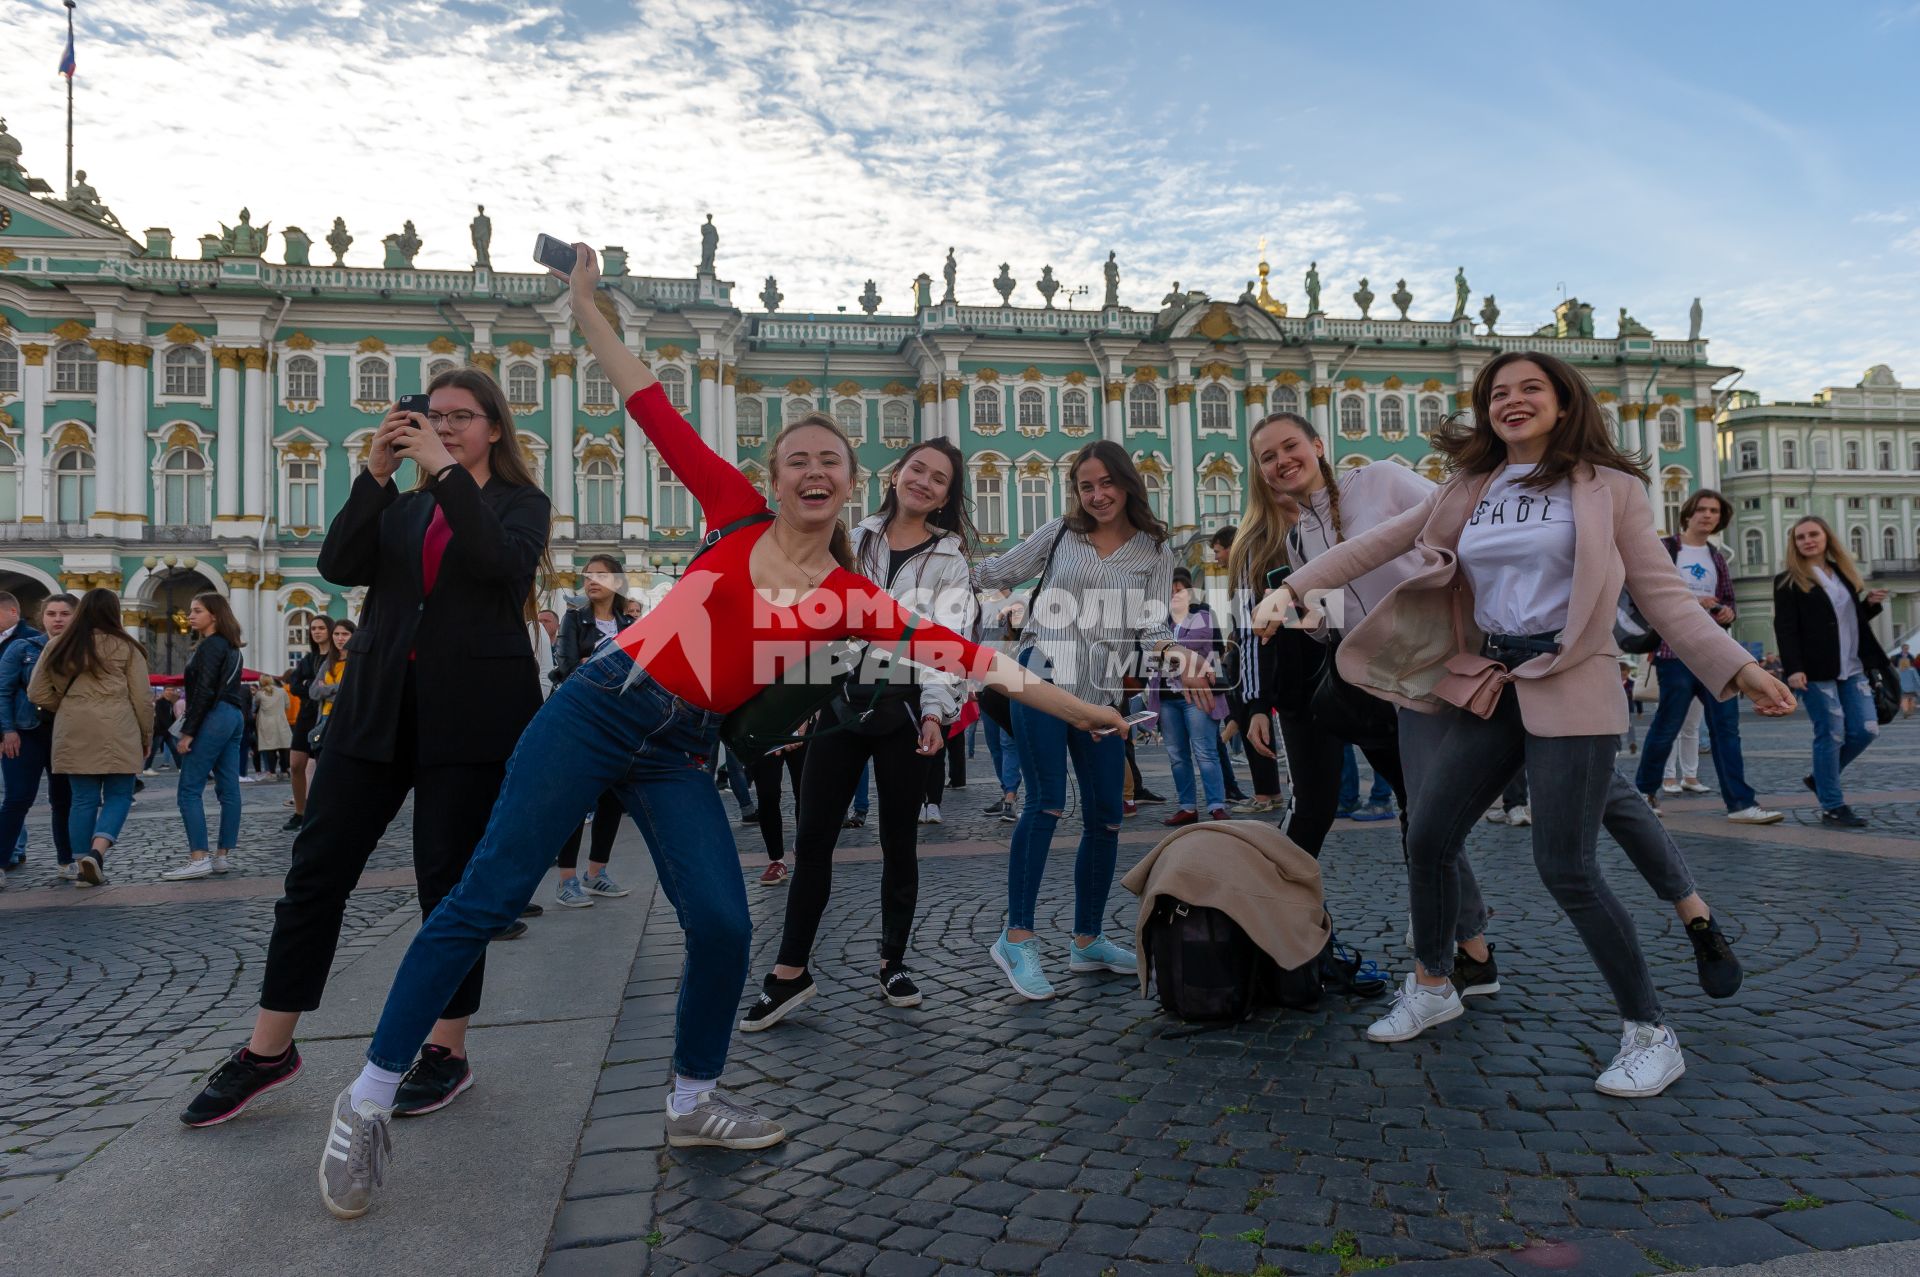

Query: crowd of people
[{"left": 2, "top": 244, "right": 1908, "bottom": 1224}]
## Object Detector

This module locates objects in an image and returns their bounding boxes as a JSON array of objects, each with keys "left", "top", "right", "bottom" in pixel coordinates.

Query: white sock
[
  {"left": 669, "top": 1075, "right": 715, "bottom": 1116},
  {"left": 349, "top": 1062, "right": 406, "bottom": 1112}
]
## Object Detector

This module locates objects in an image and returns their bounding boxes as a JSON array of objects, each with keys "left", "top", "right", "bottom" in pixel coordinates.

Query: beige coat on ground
[
  {"left": 26, "top": 635, "right": 154, "bottom": 774},
  {"left": 1120, "top": 820, "right": 1331, "bottom": 997},
  {"left": 254, "top": 684, "right": 293, "bottom": 751}
]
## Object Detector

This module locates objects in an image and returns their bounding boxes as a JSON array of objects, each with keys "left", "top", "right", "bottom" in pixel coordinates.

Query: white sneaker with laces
[
  {"left": 1505, "top": 805, "right": 1531, "bottom": 827},
  {"left": 1366, "top": 974, "right": 1464, "bottom": 1043},
  {"left": 212, "top": 852, "right": 233, "bottom": 874},
  {"left": 1595, "top": 1022, "right": 1686, "bottom": 1097},
  {"left": 917, "top": 803, "right": 930, "bottom": 824},
  {"left": 926, "top": 803, "right": 942, "bottom": 824},
  {"left": 162, "top": 857, "right": 214, "bottom": 881},
  {"left": 58, "top": 863, "right": 79, "bottom": 881},
  {"left": 1726, "top": 805, "right": 1784, "bottom": 825}
]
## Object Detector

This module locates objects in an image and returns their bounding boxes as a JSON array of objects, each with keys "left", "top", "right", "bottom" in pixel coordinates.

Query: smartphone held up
[{"left": 534, "top": 234, "right": 578, "bottom": 276}]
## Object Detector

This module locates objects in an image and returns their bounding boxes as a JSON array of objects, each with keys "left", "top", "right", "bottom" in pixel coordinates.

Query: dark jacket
[
  {"left": 181, "top": 632, "right": 247, "bottom": 737},
  {"left": 551, "top": 602, "right": 634, "bottom": 685},
  {"left": 1773, "top": 567, "right": 1888, "bottom": 684},
  {"left": 287, "top": 648, "right": 323, "bottom": 732},
  {"left": 317, "top": 465, "right": 551, "bottom": 766},
  {"left": 0, "top": 624, "right": 47, "bottom": 733}
]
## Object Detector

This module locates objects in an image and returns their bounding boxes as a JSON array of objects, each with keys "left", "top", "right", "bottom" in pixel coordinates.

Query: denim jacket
[{"left": 0, "top": 626, "right": 48, "bottom": 733}]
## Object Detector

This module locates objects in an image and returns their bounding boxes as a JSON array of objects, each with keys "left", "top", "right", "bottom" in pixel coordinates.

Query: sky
[{"left": 2, "top": 0, "right": 1916, "bottom": 400}]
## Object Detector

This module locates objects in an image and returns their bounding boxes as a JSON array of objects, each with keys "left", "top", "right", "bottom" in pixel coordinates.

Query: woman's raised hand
[
  {"left": 368, "top": 409, "right": 410, "bottom": 483},
  {"left": 556, "top": 243, "right": 600, "bottom": 299}
]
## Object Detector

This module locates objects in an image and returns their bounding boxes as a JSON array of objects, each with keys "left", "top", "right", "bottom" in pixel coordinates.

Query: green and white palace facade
[{"left": 0, "top": 129, "right": 1730, "bottom": 673}]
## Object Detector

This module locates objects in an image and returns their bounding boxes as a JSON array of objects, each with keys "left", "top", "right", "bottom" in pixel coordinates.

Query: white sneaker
[
  {"left": 212, "top": 852, "right": 233, "bottom": 874},
  {"left": 1505, "top": 805, "right": 1531, "bottom": 827},
  {"left": 1726, "top": 806, "right": 1784, "bottom": 825},
  {"left": 917, "top": 804, "right": 930, "bottom": 824},
  {"left": 1595, "top": 1022, "right": 1686, "bottom": 1097},
  {"left": 58, "top": 863, "right": 78, "bottom": 881},
  {"left": 926, "top": 803, "right": 942, "bottom": 825},
  {"left": 1680, "top": 779, "right": 1711, "bottom": 794},
  {"left": 161, "top": 857, "right": 214, "bottom": 881},
  {"left": 1661, "top": 781, "right": 1682, "bottom": 795},
  {"left": 1366, "top": 974, "right": 1465, "bottom": 1043},
  {"left": 1484, "top": 807, "right": 1507, "bottom": 825},
  {"left": 238, "top": 775, "right": 257, "bottom": 785},
  {"left": 141, "top": 769, "right": 158, "bottom": 777}
]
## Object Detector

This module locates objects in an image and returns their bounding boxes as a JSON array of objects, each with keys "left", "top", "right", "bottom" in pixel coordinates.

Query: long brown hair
[
  {"left": 1063, "top": 440, "right": 1169, "bottom": 545},
  {"left": 193, "top": 592, "right": 245, "bottom": 648},
  {"left": 766, "top": 412, "right": 859, "bottom": 570},
  {"left": 43, "top": 588, "right": 142, "bottom": 682},
  {"left": 1230, "top": 411, "right": 1341, "bottom": 593},
  {"left": 1782, "top": 515, "right": 1864, "bottom": 595},
  {"left": 1432, "top": 351, "right": 1647, "bottom": 490},
  {"left": 324, "top": 618, "right": 357, "bottom": 675},
  {"left": 874, "top": 438, "right": 976, "bottom": 558}
]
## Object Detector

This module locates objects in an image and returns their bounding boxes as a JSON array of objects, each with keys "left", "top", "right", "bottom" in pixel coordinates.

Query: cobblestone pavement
[{"left": 549, "top": 715, "right": 1920, "bottom": 1276}]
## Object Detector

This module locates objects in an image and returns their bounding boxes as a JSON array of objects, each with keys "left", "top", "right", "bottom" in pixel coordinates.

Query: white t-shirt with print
[
  {"left": 1674, "top": 542, "right": 1719, "bottom": 600},
  {"left": 1813, "top": 566, "right": 1863, "bottom": 679},
  {"left": 1457, "top": 464, "right": 1577, "bottom": 637}
]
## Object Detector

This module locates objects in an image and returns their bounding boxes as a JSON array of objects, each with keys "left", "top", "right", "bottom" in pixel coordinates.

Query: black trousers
[
  {"left": 1228, "top": 698, "right": 1283, "bottom": 796},
  {"left": 261, "top": 676, "right": 502, "bottom": 1021},
  {"left": 922, "top": 736, "right": 964, "bottom": 805},
  {"left": 778, "top": 719, "right": 923, "bottom": 968},
  {"left": 557, "top": 789, "right": 625, "bottom": 869},
  {"left": 753, "top": 745, "right": 806, "bottom": 862},
  {"left": 1276, "top": 709, "right": 1406, "bottom": 859}
]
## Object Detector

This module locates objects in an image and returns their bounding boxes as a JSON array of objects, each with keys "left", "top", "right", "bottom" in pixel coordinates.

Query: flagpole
[{"left": 64, "top": 0, "right": 76, "bottom": 195}]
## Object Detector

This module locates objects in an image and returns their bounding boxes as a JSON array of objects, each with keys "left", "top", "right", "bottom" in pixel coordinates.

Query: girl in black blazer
[
  {"left": 179, "top": 367, "right": 551, "bottom": 1128},
  {"left": 1773, "top": 516, "right": 1889, "bottom": 827},
  {"left": 549, "top": 553, "right": 636, "bottom": 908}
]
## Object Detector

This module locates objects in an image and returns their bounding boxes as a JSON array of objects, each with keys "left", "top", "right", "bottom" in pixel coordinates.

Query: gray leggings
[
  {"left": 1395, "top": 694, "right": 1665, "bottom": 1024},
  {"left": 1480, "top": 749, "right": 1696, "bottom": 906}
]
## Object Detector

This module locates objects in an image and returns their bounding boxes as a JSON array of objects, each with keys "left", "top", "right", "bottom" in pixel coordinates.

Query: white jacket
[{"left": 852, "top": 514, "right": 978, "bottom": 725}]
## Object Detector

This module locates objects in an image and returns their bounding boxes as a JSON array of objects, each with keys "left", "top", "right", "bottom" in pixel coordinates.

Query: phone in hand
[
  {"left": 1095, "top": 709, "right": 1158, "bottom": 738},
  {"left": 1265, "top": 564, "right": 1292, "bottom": 591},
  {"left": 534, "top": 234, "right": 578, "bottom": 276},
  {"left": 395, "top": 393, "right": 431, "bottom": 420}
]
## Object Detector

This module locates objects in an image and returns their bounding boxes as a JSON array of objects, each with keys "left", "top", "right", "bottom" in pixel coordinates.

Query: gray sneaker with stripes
[
  {"left": 318, "top": 1087, "right": 392, "bottom": 1219},
  {"left": 664, "top": 1090, "right": 786, "bottom": 1150}
]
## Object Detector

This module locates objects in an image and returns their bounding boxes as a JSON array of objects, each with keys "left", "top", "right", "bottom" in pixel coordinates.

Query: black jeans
[
  {"left": 260, "top": 675, "right": 501, "bottom": 1021},
  {"left": 1228, "top": 698, "right": 1282, "bottom": 797},
  {"left": 1275, "top": 710, "right": 1406, "bottom": 858},
  {"left": 753, "top": 746, "right": 806, "bottom": 862},
  {"left": 922, "top": 736, "right": 964, "bottom": 805},
  {"left": 777, "top": 719, "right": 924, "bottom": 968},
  {"left": 557, "top": 789, "right": 625, "bottom": 870},
  {"left": 1402, "top": 691, "right": 1662, "bottom": 1024}
]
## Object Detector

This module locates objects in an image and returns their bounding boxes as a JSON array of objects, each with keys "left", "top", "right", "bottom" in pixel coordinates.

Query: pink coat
[{"left": 1285, "top": 464, "right": 1755, "bottom": 738}]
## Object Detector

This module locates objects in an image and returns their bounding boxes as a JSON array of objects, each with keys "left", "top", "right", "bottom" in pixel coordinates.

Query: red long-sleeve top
[{"left": 613, "top": 385, "right": 995, "bottom": 714}]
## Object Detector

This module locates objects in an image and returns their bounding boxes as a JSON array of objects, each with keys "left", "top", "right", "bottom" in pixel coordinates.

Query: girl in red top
[{"left": 314, "top": 247, "right": 1128, "bottom": 1220}]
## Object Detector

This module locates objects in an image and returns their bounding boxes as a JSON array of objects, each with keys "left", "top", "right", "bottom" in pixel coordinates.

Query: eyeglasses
[{"left": 425, "top": 410, "right": 491, "bottom": 428}]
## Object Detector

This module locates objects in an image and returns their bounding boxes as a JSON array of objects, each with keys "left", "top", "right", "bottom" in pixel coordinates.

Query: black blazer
[
  {"left": 318, "top": 466, "right": 551, "bottom": 766},
  {"left": 1772, "top": 568, "right": 1886, "bottom": 684},
  {"left": 551, "top": 602, "right": 634, "bottom": 685}
]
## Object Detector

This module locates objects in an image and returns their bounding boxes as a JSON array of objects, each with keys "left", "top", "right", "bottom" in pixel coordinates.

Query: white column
[
  {"left": 1170, "top": 383, "right": 1196, "bottom": 530},
  {"left": 242, "top": 348, "right": 268, "bottom": 521},
  {"left": 214, "top": 348, "right": 242, "bottom": 518},
  {"left": 697, "top": 356, "right": 720, "bottom": 451},
  {"left": 87, "top": 341, "right": 122, "bottom": 534},
  {"left": 19, "top": 347, "right": 46, "bottom": 522},
  {"left": 919, "top": 384, "right": 941, "bottom": 442},
  {"left": 622, "top": 423, "right": 647, "bottom": 542},
  {"left": 1309, "top": 387, "right": 1331, "bottom": 454},
  {"left": 547, "top": 353, "right": 576, "bottom": 532},
  {"left": 120, "top": 345, "right": 150, "bottom": 522},
  {"left": 1104, "top": 380, "right": 1124, "bottom": 443},
  {"left": 720, "top": 367, "right": 738, "bottom": 462},
  {"left": 941, "top": 378, "right": 961, "bottom": 443}
]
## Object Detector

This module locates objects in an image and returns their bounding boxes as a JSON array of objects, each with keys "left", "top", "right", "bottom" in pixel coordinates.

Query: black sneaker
[
  {"left": 1133, "top": 789, "right": 1168, "bottom": 804},
  {"left": 1821, "top": 805, "right": 1868, "bottom": 828},
  {"left": 879, "top": 965, "right": 922, "bottom": 1008},
  {"left": 1686, "top": 915, "right": 1742, "bottom": 998},
  {"left": 738, "top": 806, "right": 759, "bottom": 825},
  {"left": 494, "top": 920, "right": 528, "bottom": 941},
  {"left": 520, "top": 902, "right": 544, "bottom": 918},
  {"left": 981, "top": 799, "right": 1007, "bottom": 817},
  {"left": 738, "top": 971, "right": 815, "bottom": 1032},
  {"left": 180, "top": 1043, "right": 303, "bottom": 1127},
  {"left": 1450, "top": 945, "right": 1501, "bottom": 998},
  {"left": 282, "top": 814, "right": 304, "bottom": 832},
  {"left": 1803, "top": 774, "right": 1817, "bottom": 794},
  {"left": 392, "top": 1044, "right": 475, "bottom": 1117},
  {"left": 841, "top": 811, "right": 865, "bottom": 829}
]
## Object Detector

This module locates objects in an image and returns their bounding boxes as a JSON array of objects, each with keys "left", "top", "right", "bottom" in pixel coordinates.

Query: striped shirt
[{"left": 977, "top": 517, "right": 1176, "bottom": 707}]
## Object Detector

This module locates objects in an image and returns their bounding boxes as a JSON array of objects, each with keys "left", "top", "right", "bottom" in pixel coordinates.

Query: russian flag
[{"left": 58, "top": 32, "right": 75, "bottom": 79}]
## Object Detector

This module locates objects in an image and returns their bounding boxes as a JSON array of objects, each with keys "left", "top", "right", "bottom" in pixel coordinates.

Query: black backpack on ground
[{"left": 1143, "top": 896, "right": 1323, "bottom": 1024}]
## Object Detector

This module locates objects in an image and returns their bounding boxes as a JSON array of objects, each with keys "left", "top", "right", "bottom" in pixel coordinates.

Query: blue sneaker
[
  {"left": 1067, "top": 934, "right": 1137, "bottom": 975},
  {"left": 990, "top": 932, "right": 1056, "bottom": 1001},
  {"left": 554, "top": 876, "right": 593, "bottom": 909},
  {"left": 582, "top": 872, "right": 630, "bottom": 898}
]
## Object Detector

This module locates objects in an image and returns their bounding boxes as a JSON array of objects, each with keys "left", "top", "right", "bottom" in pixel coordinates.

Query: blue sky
[{"left": 2, "top": 0, "right": 1915, "bottom": 398}]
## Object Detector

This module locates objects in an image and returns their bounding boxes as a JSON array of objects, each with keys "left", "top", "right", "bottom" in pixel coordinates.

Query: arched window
[
  {"left": 1061, "top": 389, "right": 1090, "bottom": 431},
  {"left": 1878, "top": 440, "right": 1895, "bottom": 471},
  {"left": 1127, "top": 382, "right": 1159, "bottom": 431},
  {"left": 285, "top": 609, "right": 315, "bottom": 658},
  {"left": 973, "top": 467, "right": 1006, "bottom": 537},
  {"left": 53, "top": 447, "right": 95, "bottom": 521},
  {"left": 834, "top": 398, "right": 864, "bottom": 442},
  {"left": 1658, "top": 408, "right": 1683, "bottom": 449},
  {"left": 1271, "top": 384, "right": 1300, "bottom": 415},
  {"left": 1737, "top": 440, "right": 1759, "bottom": 472},
  {"left": 159, "top": 446, "right": 210, "bottom": 525},
  {"left": 1418, "top": 395, "right": 1443, "bottom": 435},
  {"left": 162, "top": 346, "right": 208, "bottom": 397},
  {"left": 284, "top": 455, "right": 320, "bottom": 527},
  {"left": 973, "top": 385, "right": 1001, "bottom": 428},
  {"left": 426, "top": 358, "right": 458, "bottom": 383},
  {"left": 1140, "top": 469, "right": 1168, "bottom": 521},
  {"left": 54, "top": 342, "right": 96, "bottom": 394},
  {"left": 1017, "top": 388, "right": 1046, "bottom": 430},
  {"left": 0, "top": 339, "right": 18, "bottom": 396},
  {"left": 1881, "top": 526, "right": 1899, "bottom": 561},
  {"left": 1018, "top": 469, "right": 1049, "bottom": 534},
  {"left": 1849, "top": 526, "right": 1867, "bottom": 560},
  {"left": 0, "top": 440, "right": 17, "bottom": 522},
  {"left": 654, "top": 470, "right": 692, "bottom": 532},
  {"left": 1743, "top": 529, "right": 1764, "bottom": 567},
  {"left": 1781, "top": 438, "right": 1799, "bottom": 469},
  {"left": 783, "top": 397, "right": 813, "bottom": 425},
  {"left": 1199, "top": 473, "right": 1238, "bottom": 528},
  {"left": 1199, "top": 383, "right": 1231, "bottom": 432},
  {"left": 737, "top": 398, "right": 765, "bottom": 446},
  {"left": 1379, "top": 396, "right": 1406, "bottom": 441},
  {"left": 1811, "top": 437, "right": 1831, "bottom": 470},
  {"left": 1338, "top": 395, "right": 1366, "bottom": 438},
  {"left": 580, "top": 458, "right": 619, "bottom": 525},
  {"left": 356, "top": 356, "right": 391, "bottom": 403},
  {"left": 1844, "top": 439, "right": 1862, "bottom": 469},
  {"left": 1911, "top": 440, "right": 1920, "bottom": 471},
  {"left": 881, "top": 400, "right": 911, "bottom": 444},
  {"left": 657, "top": 366, "right": 688, "bottom": 411},
  {"left": 285, "top": 355, "right": 319, "bottom": 400},
  {"left": 1661, "top": 471, "right": 1689, "bottom": 535},
  {"left": 582, "top": 362, "right": 614, "bottom": 408},
  {"left": 506, "top": 361, "right": 539, "bottom": 405}
]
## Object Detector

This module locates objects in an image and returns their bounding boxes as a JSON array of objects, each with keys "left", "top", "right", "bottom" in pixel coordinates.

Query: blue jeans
[
  {"left": 1160, "top": 699, "right": 1225, "bottom": 813},
  {"left": 982, "top": 713, "right": 1022, "bottom": 795},
  {"left": 853, "top": 762, "right": 870, "bottom": 816},
  {"left": 1006, "top": 647, "right": 1124, "bottom": 936},
  {"left": 1339, "top": 744, "right": 1394, "bottom": 810},
  {"left": 1633, "top": 658, "right": 1757, "bottom": 811},
  {"left": 0, "top": 723, "right": 73, "bottom": 865},
  {"left": 369, "top": 648, "right": 741, "bottom": 1081},
  {"left": 68, "top": 774, "right": 136, "bottom": 861},
  {"left": 1799, "top": 675, "right": 1877, "bottom": 809},
  {"left": 177, "top": 700, "right": 245, "bottom": 851}
]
